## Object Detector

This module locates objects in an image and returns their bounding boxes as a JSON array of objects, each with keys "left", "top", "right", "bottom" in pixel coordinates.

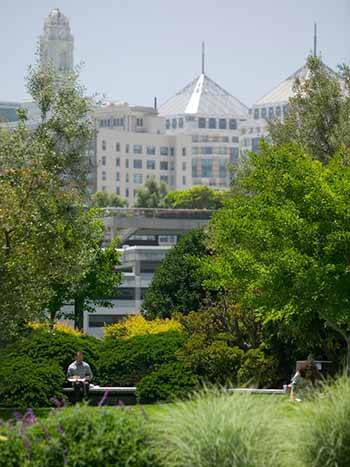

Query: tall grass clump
[
  {"left": 295, "top": 376, "right": 350, "bottom": 467},
  {"left": 154, "top": 389, "right": 284, "bottom": 467}
]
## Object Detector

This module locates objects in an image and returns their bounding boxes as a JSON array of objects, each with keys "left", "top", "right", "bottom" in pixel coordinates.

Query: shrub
[
  {"left": 0, "top": 406, "right": 160, "bottom": 467},
  {"left": 237, "top": 348, "right": 276, "bottom": 387},
  {"left": 136, "top": 362, "right": 199, "bottom": 403},
  {"left": 154, "top": 389, "right": 283, "bottom": 467},
  {"left": 98, "top": 331, "right": 185, "bottom": 386},
  {"left": 105, "top": 315, "right": 182, "bottom": 339},
  {"left": 28, "top": 322, "right": 85, "bottom": 337},
  {"left": 294, "top": 377, "right": 350, "bottom": 467},
  {"left": 0, "top": 327, "right": 101, "bottom": 380},
  {"left": 0, "top": 357, "right": 64, "bottom": 408},
  {"left": 177, "top": 335, "right": 244, "bottom": 385}
]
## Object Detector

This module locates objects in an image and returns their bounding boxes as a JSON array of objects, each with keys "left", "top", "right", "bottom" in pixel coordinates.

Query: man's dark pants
[{"left": 72, "top": 381, "right": 90, "bottom": 403}]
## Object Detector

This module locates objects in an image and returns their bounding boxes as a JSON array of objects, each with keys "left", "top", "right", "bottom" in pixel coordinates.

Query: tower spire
[
  {"left": 313, "top": 22, "right": 317, "bottom": 57},
  {"left": 201, "top": 41, "right": 205, "bottom": 75}
]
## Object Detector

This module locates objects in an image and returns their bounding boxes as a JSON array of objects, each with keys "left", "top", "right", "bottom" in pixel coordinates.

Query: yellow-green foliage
[
  {"left": 28, "top": 322, "right": 85, "bottom": 337},
  {"left": 104, "top": 315, "right": 182, "bottom": 339}
]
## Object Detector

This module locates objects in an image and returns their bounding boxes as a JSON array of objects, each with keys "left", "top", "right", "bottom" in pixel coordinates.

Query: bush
[
  {"left": 105, "top": 315, "right": 182, "bottom": 339},
  {"left": 154, "top": 389, "right": 283, "bottom": 467},
  {"left": 177, "top": 335, "right": 244, "bottom": 385},
  {"left": 237, "top": 348, "right": 276, "bottom": 388},
  {"left": 136, "top": 362, "right": 199, "bottom": 403},
  {"left": 0, "top": 406, "right": 160, "bottom": 467},
  {"left": 0, "top": 357, "right": 64, "bottom": 408},
  {"left": 0, "top": 327, "right": 101, "bottom": 380},
  {"left": 98, "top": 331, "right": 185, "bottom": 386},
  {"left": 294, "top": 377, "right": 350, "bottom": 467}
]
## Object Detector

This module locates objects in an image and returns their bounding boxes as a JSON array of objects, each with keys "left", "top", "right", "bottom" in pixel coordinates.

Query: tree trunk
[
  {"left": 346, "top": 339, "right": 350, "bottom": 376},
  {"left": 74, "top": 297, "right": 84, "bottom": 331}
]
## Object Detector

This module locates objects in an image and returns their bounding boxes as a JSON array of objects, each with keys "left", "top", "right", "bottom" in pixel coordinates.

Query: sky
[{"left": 0, "top": 0, "right": 349, "bottom": 107}]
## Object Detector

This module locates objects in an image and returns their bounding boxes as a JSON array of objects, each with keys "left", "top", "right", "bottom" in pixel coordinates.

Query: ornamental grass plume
[
  {"left": 292, "top": 376, "right": 350, "bottom": 467},
  {"left": 154, "top": 388, "right": 285, "bottom": 467}
]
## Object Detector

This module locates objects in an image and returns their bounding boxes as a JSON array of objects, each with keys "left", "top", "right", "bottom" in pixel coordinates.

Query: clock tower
[{"left": 40, "top": 8, "right": 74, "bottom": 75}]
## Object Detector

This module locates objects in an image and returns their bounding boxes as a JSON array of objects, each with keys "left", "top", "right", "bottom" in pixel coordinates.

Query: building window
[
  {"left": 252, "top": 137, "right": 261, "bottom": 153},
  {"left": 116, "top": 172, "right": 120, "bottom": 181},
  {"left": 101, "top": 155, "right": 106, "bottom": 166},
  {"left": 160, "top": 147, "right": 169, "bottom": 156},
  {"left": 268, "top": 107, "right": 274, "bottom": 119},
  {"left": 198, "top": 118, "right": 206, "bottom": 128},
  {"left": 166, "top": 119, "right": 170, "bottom": 129},
  {"left": 254, "top": 108, "right": 259, "bottom": 119},
  {"left": 133, "top": 145, "right": 142, "bottom": 154},
  {"left": 116, "top": 187, "right": 120, "bottom": 195},
  {"left": 116, "top": 142, "right": 120, "bottom": 152},
  {"left": 102, "top": 140, "right": 106, "bottom": 151},
  {"left": 219, "top": 160, "right": 227, "bottom": 178},
  {"left": 179, "top": 118, "right": 184, "bottom": 128},
  {"left": 261, "top": 108, "right": 267, "bottom": 119},
  {"left": 283, "top": 104, "right": 289, "bottom": 116},
  {"left": 208, "top": 118, "right": 216, "bottom": 129},
  {"left": 147, "top": 145, "right": 156, "bottom": 155},
  {"left": 160, "top": 161, "right": 168, "bottom": 170},
  {"left": 125, "top": 159, "right": 129, "bottom": 169},
  {"left": 125, "top": 144, "right": 129, "bottom": 153},
  {"left": 102, "top": 185, "right": 106, "bottom": 191},
  {"left": 182, "top": 161, "right": 186, "bottom": 170},
  {"left": 147, "top": 160, "right": 156, "bottom": 170},
  {"left": 133, "top": 173, "right": 143, "bottom": 184},
  {"left": 219, "top": 119, "right": 227, "bottom": 130},
  {"left": 182, "top": 147, "right": 186, "bottom": 156},
  {"left": 182, "top": 175, "right": 186, "bottom": 185},
  {"left": 133, "top": 159, "right": 142, "bottom": 169},
  {"left": 136, "top": 118, "right": 143, "bottom": 126},
  {"left": 126, "top": 173, "right": 129, "bottom": 182},
  {"left": 160, "top": 175, "right": 168, "bottom": 184},
  {"left": 229, "top": 119, "right": 237, "bottom": 130},
  {"left": 230, "top": 147, "right": 239, "bottom": 162},
  {"left": 232, "top": 136, "right": 239, "bottom": 143},
  {"left": 192, "top": 160, "right": 198, "bottom": 177},
  {"left": 125, "top": 188, "right": 129, "bottom": 197},
  {"left": 116, "top": 157, "right": 120, "bottom": 167},
  {"left": 201, "top": 159, "right": 213, "bottom": 177},
  {"left": 172, "top": 118, "right": 177, "bottom": 129},
  {"left": 102, "top": 171, "right": 107, "bottom": 181},
  {"left": 170, "top": 147, "right": 175, "bottom": 156},
  {"left": 276, "top": 106, "right": 281, "bottom": 117}
]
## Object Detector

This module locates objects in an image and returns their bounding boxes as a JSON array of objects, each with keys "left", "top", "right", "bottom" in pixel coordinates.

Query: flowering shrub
[
  {"left": 104, "top": 315, "right": 182, "bottom": 339},
  {"left": 28, "top": 322, "right": 85, "bottom": 337}
]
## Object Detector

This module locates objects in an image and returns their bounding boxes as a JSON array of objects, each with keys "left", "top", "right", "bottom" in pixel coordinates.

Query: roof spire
[
  {"left": 313, "top": 22, "right": 317, "bottom": 57},
  {"left": 201, "top": 41, "right": 205, "bottom": 75}
]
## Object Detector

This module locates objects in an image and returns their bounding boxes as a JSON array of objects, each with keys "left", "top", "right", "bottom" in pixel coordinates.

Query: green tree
[
  {"left": 0, "top": 64, "right": 101, "bottom": 342},
  {"left": 269, "top": 56, "right": 350, "bottom": 163},
  {"left": 164, "top": 185, "right": 225, "bottom": 210},
  {"left": 91, "top": 191, "right": 127, "bottom": 208},
  {"left": 134, "top": 177, "right": 168, "bottom": 208},
  {"left": 141, "top": 229, "right": 209, "bottom": 319},
  {"left": 57, "top": 241, "right": 121, "bottom": 330},
  {"left": 205, "top": 143, "right": 350, "bottom": 372}
]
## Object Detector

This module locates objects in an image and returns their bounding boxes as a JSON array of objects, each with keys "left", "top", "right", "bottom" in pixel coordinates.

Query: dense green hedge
[
  {"left": 0, "top": 328, "right": 101, "bottom": 379},
  {"left": 97, "top": 331, "right": 186, "bottom": 386},
  {"left": 0, "top": 406, "right": 160, "bottom": 467},
  {"left": 0, "top": 357, "right": 65, "bottom": 408},
  {"left": 136, "top": 362, "right": 199, "bottom": 403}
]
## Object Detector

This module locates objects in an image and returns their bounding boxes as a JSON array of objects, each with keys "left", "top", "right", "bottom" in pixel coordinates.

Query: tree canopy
[
  {"left": 141, "top": 229, "right": 209, "bottom": 319},
  {"left": 205, "top": 143, "right": 350, "bottom": 371},
  {"left": 134, "top": 177, "right": 168, "bottom": 208},
  {"left": 164, "top": 186, "right": 225, "bottom": 210},
  {"left": 91, "top": 191, "right": 127, "bottom": 208},
  {"left": 269, "top": 56, "right": 350, "bottom": 163}
]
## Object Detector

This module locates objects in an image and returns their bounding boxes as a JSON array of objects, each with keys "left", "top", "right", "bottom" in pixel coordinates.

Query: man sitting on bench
[{"left": 67, "top": 351, "right": 93, "bottom": 403}]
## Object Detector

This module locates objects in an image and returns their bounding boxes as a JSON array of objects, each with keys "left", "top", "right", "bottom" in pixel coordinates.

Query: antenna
[
  {"left": 201, "top": 41, "right": 205, "bottom": 74},
  {"left": 313, "top": 22, "right": 317, "bottom": 57}
]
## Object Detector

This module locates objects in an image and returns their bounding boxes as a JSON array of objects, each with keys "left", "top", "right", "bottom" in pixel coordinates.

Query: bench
[{"left": 63, "top": 386, "right": 137, "bottom": 405}]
